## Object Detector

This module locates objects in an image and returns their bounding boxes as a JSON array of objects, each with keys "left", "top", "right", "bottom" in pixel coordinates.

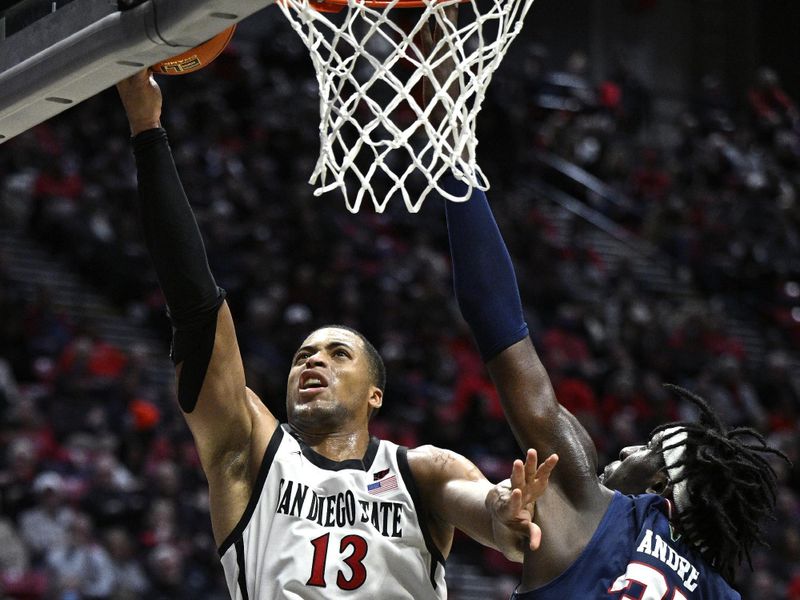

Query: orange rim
[{"left": 308, "top": 0, "right": 465, "bottom": 13}]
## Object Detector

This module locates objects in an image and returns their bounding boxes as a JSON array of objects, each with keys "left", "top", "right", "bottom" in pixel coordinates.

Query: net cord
[{"left": 278, "top": 0, "right": 535, "bottom": 212}]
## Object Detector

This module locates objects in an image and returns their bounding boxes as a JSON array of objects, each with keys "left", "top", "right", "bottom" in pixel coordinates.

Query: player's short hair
[
  {"left": 651, "top": 384, "right": 791, "bottom": 583},
  {"left": 315, "top": 324, "right": 387, "bottom": 392}
]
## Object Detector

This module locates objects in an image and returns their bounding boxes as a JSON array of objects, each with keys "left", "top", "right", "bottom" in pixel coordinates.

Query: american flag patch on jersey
[{"left": 367, "top": 475, "right": 398, "bottom": 495}]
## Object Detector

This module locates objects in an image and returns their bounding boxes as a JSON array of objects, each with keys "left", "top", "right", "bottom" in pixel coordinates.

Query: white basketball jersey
[{"left": 219, "top": 425, "right": 447, "bottom": 599}]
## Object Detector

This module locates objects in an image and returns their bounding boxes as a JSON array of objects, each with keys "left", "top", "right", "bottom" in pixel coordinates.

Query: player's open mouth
[{"left": 299, "top": 371, "right": 329, "bottom": 392}]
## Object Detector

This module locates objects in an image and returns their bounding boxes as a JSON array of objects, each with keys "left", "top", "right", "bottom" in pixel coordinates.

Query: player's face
[
  {"left": 599, "top": 439, "right": 667, "bottom": 496},
  {"left": 286, "top": 328, "right": 382, "bottom": 432}
]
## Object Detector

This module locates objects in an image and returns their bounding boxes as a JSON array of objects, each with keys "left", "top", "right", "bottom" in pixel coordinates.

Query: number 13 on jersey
[{"left": 307, "top": 533, "right": 369, "bottom": 590}]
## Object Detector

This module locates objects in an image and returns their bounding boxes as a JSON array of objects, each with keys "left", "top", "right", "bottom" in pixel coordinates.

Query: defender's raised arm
[{"left": 444, "top": 177, "right": 602, "bottom": 507}]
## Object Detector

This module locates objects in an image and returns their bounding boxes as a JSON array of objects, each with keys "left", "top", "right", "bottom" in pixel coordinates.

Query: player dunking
[
  {"left": 442, "top": 175, "right": 791, "bottom": 598},
  {"left": 114, "top": 70, "right": 555, "bottom": 600}
]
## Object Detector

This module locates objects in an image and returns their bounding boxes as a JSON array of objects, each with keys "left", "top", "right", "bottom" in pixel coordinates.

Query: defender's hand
[
  {"left": 487, "top": 449, "right": 559, "bottom": 556},
  {"left": 116, "top": 70, "right": 162, "bottom": 136},
  {"left": 418, "top": 3, "right": 459, "bottom": 117}
]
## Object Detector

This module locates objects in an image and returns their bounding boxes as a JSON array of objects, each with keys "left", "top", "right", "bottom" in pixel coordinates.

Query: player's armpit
[
  {"left": 180, "top": 301, "right": 278, "bottom": 476},
  {"left": 204, "top": 387, "right": 277, "bottom": 548}
]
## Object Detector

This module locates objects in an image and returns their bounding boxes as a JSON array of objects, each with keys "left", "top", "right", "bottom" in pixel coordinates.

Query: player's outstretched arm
[
  {"left": 424, "top": 0, "right": 600, "bottom": 508},
  {"left": 408, "top": 446, "right": 553, "bottom": 562},
  {"left": 444, "top": 179, "right": 605, "bottom": 511},
  {"left": 117, "top": 72, "right": 278, "bottom": 544}
]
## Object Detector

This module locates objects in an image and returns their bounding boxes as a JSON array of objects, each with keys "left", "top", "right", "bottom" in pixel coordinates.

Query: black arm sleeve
[
  {"left": 132, "top": 127, "right": 224, "bottom": 334},
  {"left": 132, "top": 128, "right": 226, "bottom": 412}
]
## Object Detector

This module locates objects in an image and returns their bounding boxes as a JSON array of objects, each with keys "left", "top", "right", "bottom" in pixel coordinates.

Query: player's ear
[
  {"left": 368, "top": 386, "right": 383, "bottom": 411},
  {"left": 647, "top": 468, "right": 670, "bottom": 496}
]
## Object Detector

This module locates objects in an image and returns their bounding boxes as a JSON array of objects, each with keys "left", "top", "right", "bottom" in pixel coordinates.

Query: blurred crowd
[{"left": 1, "top": 12, "right": 799, "bottom": 600}]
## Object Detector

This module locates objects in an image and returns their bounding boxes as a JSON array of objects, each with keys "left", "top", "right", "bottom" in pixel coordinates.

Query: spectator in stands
[
  {"left": 703, "top": 355, "right": 767, "bottom": 429},
  {"left": 694, "top": 74, "right": 736, "bottom": 133},
  {"left": 146, "top": 544, "right": 186, "bottom": 600},
  {"left": 104, "top": 528, "right": 149, "bottom": 600},
  {"left": 748, "top": 67, "right": 799, "bottom": 133},
  {"left": 755, "top": 350, "right": 800, "bottom": 431},
  {"left": 1, "top": 438, "right": 39, "bottom": 521},
  {"left": 46, "top": 512, "right": 116, "bottom": 600},
  {"left": 0, "top": 517, "right": 29, "bottom": 574},
  {"left": 19, "top": 472, "right": 74, "bottom": 563}
]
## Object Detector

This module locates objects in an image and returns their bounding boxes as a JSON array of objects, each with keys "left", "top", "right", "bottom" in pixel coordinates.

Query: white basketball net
[{"left": 278, "top": 0, "right": 535, "bottom": 212}]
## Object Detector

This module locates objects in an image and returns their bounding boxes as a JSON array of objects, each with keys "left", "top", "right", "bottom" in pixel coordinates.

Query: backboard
[{"left": 0, "top": 0, "right": 275, "bottom": 144}]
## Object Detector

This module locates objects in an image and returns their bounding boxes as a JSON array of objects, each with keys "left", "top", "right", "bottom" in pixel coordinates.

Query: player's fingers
[
  {"left": 524, "top": 454, "right": 558, "bottom": 510},
  {"left": 510, "top": 459, "right": 525, "bottom": 491},
  {"left": 131, "top": 69, "right": 152, "bottom": 85},
  {"left": 529, "top": 523, "right": 542, "bottom": 551},
  {"left": 431, "top": 3, "right": 457, "bottom": 47},
  {"left": 430, "top": 14, "right": 442, "bottom": 47},
  {"left": 523, "top": 448, "right": 539, "bottom": 483},
  {"left": 518, "top": 449, "right": 540, "bottom": 504},
  {"left": 443, "top": 2, "right": 458, "bottom": 28},
  {"left": 528, "top": 454, "right": 559, "bottom": 499},
  {"left": 117, "top": 69, "right": 157, "bottom": 97},
  {"left": 418, "top": 19, "right": 433, "bottom": 55},
  {"left": 537, "top": 454, "right": 559, "bottom": 481},
  {"left": 130, "top": 69, "right": 150, "bottom": 81},
  {"left": 507, "top": 487, "right": 523, "bottom": 517}
]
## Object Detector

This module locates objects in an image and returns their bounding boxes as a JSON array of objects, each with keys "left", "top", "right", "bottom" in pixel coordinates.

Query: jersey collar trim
[{"left": 286, "top": 424, "right": 381, "bottom": 471}]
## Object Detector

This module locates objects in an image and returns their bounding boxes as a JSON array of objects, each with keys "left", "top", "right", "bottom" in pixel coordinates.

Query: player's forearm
[
  {"left": 133, "top": 128, "right": 228, "bottom": 414},
  {"left": 132, "top": 128, "right": 223, "bottom": 330},
  {"left": 451, "top": 481, "right": 525, "bottom": 562},
  {"left": 444, "top": 175, "right": 528, "bottom": 361}
]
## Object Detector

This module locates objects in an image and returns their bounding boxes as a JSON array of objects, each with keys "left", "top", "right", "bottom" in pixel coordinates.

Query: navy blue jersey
[{"left": 513, "top": 492, "right": 740, "bottom": 599}]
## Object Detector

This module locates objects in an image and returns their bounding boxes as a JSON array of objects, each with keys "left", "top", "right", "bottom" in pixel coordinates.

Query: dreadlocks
[{"left": 649, "top": 384, "right": 791, "bottom": 583}]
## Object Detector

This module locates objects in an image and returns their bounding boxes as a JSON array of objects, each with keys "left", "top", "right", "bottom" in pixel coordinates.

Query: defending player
[
  {"left": 443, "top": 175, "right": 790, "bottom": 598},
  {"left": 115, "top": 70, "right": 556, "bottom": 600}
]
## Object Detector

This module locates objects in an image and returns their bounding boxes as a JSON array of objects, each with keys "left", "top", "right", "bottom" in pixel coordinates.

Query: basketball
[{"left": 151, "top": 25, "right": 236, "bottom": 76}]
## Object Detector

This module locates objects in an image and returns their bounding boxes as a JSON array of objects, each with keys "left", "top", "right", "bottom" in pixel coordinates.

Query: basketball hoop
[{"left": 278, "top": 0, "right": 535, "bottom": 212}]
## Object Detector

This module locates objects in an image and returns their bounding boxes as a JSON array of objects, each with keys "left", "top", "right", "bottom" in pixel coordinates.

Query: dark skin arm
[
  {"left": 486, "top": 337, "right": 613, "bottom": 587},
  {"left": 418, "top": 1, "right": 612, "bottom": 585},
  {"left": 409, "top": 5, "right": 562, "bottom": 563},
  {"left": 409, "top": 4, "right": 576, "bottom": 560}
]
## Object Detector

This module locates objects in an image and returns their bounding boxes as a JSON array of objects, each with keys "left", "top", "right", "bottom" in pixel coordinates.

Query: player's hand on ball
[
  {"left": 487, "top": 449, "right": 558, "bottom": 559},
  {"left": 116, "top": 70, "right": 163, "bottom": 136}
]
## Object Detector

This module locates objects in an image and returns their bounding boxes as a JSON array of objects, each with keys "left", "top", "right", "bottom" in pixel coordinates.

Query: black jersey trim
[
  {"left": 286, "top": 424, "right": 380, "bottom": 471},
  {"left": 218, "top": 425, "right": 285, "bottom": 556},
  {"left": 235, "top": 538, "right": 250, "bottom": 600},
  {"left": 396, "top": 446, "right": 446, "bottom": 589}
]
